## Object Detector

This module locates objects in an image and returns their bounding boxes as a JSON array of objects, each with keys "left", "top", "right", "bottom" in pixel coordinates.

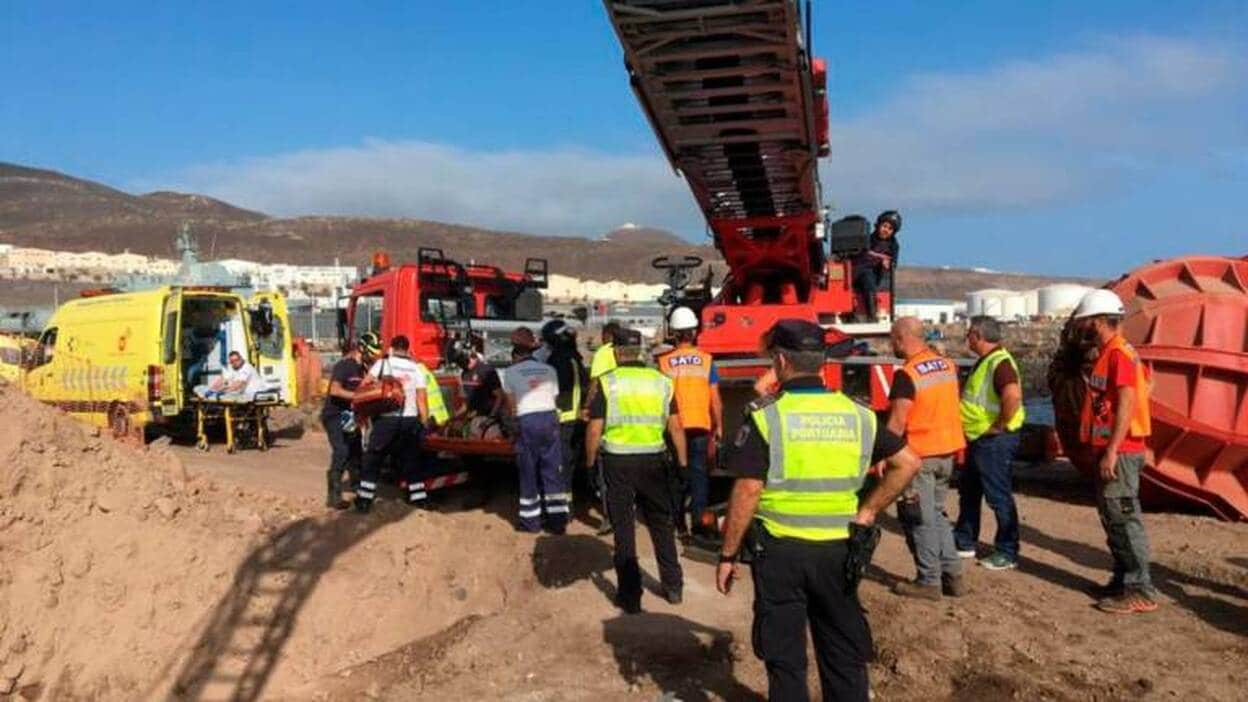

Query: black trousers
[
  {"left": 323, "top": 414, "right": 361, "bottom": 501},
  {"left": 359, "top": 416, "right": 423, "bottom": 505},
  {"left": 751, "top": 528, "right": 872, "bottom": 702},
  {"left": 603, "top": 452, "right": 683, "bottom": 608}
]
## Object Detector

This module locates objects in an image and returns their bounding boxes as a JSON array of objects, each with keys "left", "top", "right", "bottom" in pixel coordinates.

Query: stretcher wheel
[
  {"left": 195, "top": 437, "right": 209, "bottom": 452},
  {"left": 226, "top": 443, "right": 236, "bottom": 455}
]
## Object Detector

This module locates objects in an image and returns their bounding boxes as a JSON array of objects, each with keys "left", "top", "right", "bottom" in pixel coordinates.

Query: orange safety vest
[
  {"left": 897, "top": 348, "right": 966, "bottom": 457},
  {"left": 658, "top": 344, "right": 715, "bottom": 431},
  {"left": 1080, "top": 334, "right": 1151, "bottom": 447}
]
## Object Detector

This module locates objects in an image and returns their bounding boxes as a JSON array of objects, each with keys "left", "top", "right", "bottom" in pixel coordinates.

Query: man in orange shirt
[
  {"left": 886, "top": 317, "right": 968, "bottom": 599},
  {"left": 658, "top": 307, "right": 723, "bottom": 538},
  {"left": 1072, "top": 290, "right": 1157, "bottom": 615}
]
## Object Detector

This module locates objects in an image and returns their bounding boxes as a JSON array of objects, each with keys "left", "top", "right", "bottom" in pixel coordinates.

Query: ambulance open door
[{"left": 248, "top": 292, "right": 298, "bottom": 405}]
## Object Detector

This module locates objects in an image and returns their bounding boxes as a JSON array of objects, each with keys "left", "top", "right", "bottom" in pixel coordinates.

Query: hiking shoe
[
  {"left": 978, "top": 552, "right": 1017, "bottom": 571},
  {"left": 892, "top": 580, "right": 941, "bottom": 601},
  {"left": 1086, "top": 580, "right": 1125, "bottom": 600},
  {"left": 956, "top": 548, "right": 977, "bottom": 559},
  {"left": 1096, "top": 589, "right": 1159, "bottom": 615},
  {"left": 942, "top": 573, "right": 969, "bottom": 598},
  {"left": 663, "top": 588, "right": 683, "bottom": 605}
]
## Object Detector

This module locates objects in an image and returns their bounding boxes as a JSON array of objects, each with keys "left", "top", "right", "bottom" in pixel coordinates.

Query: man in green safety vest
[
  {"left": 717, "top": 319, "right": 921, "bottom": 701},
  {"left": 954, "top": 315, "right": 1025, "bottom": 571},
  {"left": 585, "top": 327, "right": 688, "bottom": 614}
]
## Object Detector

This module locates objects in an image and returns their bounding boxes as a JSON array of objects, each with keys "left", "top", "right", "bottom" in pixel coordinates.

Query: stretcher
[{"left": 191, "top": 390, "right": 281, "bottom": 453}]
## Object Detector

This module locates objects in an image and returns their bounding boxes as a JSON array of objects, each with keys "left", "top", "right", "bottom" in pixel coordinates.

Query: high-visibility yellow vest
[
  {"left": 422, "top": 367, "right": 450, "bottom": 424},
  {"left": 601, "top": 366, "right": 672, "bottom": 455},
  {"left": 960, "top": 346, "right": 1025, "bottom": 440},
  {"left": 751, "top": 390, "right": 876, "bottom": 542},
  {"left": 559, "top": 359, "right": 582, "bottom": 423},
  {"left": 590, "top": 342, "right": 616, "bottom": 379}
]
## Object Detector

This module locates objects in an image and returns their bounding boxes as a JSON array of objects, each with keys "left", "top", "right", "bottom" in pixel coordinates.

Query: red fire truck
[
  {"left": 340, "top": 248, "right": 562, "bottom": 477},
  {"left": 604, "top": 0, "right": 900, "bottom": 411}
]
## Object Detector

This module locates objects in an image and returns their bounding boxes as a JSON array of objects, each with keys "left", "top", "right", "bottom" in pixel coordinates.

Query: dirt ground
[
  {"left": 2, "top": 384, "right": 1245, "bottom": 701},
  {"left": 172, "top": 435, "right": 1248, "bottom": 702}
]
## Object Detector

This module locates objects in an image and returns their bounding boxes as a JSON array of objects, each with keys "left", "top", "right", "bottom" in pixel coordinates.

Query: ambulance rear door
[{"left": 248, "top": 291, "right": 297, "bottom": 405}]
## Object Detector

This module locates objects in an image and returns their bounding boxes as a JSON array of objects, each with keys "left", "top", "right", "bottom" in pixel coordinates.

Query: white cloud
[
  {"left": 825, "top": 35, "right": 1246, "bottom": 213},
  {"left": 152, "top": 141, "right": 702, "bottom": 238},
  {"left": 150, "top": 35, "right": 1246, "bottom": 237}
]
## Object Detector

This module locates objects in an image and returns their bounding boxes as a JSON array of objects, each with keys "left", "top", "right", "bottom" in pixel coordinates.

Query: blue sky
[{"left": 2, "top": 1, "right": 1246, "bottom": 276}]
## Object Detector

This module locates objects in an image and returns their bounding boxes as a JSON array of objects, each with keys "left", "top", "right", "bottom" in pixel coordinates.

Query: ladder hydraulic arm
[{"left": 603, "top": 0, "right": 831, "bottom": 307}]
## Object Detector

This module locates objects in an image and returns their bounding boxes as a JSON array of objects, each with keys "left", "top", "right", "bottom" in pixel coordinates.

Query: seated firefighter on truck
[{"left": 851, "top": 210, "right": 901, "bottom": 323}]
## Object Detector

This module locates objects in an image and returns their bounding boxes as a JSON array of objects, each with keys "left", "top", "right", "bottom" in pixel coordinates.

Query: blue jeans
[
  {"left": 685, "top": 432, "right": 710, "bottom": 526},
  {"left": 954, "top": 431, "right": 1021, "bottom": 561}
]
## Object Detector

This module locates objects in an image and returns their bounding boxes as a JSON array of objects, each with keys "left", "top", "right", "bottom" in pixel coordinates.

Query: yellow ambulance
[{"left": 22, "top": 286, "right": 297, "bottom": 439}]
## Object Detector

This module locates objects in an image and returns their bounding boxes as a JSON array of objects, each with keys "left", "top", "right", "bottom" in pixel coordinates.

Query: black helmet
[
  {"left": 875, "top": 210, "right": 902, "bottom": 234},
  {"left": 540, "top": 319, "right": 566, "bottom": 345},
  {"left": 541, "top": 319, "right": 576, "bottom": 345}
]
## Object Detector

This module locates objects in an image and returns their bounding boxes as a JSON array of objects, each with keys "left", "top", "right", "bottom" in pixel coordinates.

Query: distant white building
[{"left": 895, "top": 299, "right": 964, "bottom": 325}]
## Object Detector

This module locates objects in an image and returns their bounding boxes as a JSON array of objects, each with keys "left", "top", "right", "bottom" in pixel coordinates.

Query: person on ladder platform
[
  {"left": 586, "top": 328, "right": 688, "bottom": 613},
  {"left": 355, "top": 335, "right": 429, "bottom": 514},
  {"left": 954, "top": 316, "right": 1025, "bottom": 570},
  {"left": 1071, "top": 290, "right": 1158, "bottom": 615},
  {"left": 321, "top": 332, "right": 380, "bottom": 510},
  {"left": 885, "top": 317, "right": 968, "bottom": 599},
  {"left": 851, "top": 210, "right": 901, "bottom": 323},
  {"left": 502, "top": 327, "right": 569, "bottom": 534},
  {"left": 658, "top": 306, "right": 723, "bottom": 539},
  {"left": 541, "top": 320, "right": 587, "bottom": 506},
  {"left": 716, "top": 320, "right": 922, "bottom": 702}
]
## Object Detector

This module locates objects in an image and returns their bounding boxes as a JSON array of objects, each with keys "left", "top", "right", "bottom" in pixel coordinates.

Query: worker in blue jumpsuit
[{"left": 502, "top": 327, "right": 569, "bottom": 533}]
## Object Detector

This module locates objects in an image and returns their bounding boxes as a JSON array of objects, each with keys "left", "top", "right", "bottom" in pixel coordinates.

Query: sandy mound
[{"left": 0, "top": 387, "right": 518, "bottom": 700}]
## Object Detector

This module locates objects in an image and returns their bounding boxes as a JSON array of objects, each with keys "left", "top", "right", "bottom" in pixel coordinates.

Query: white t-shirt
[
  {"left": 501, "top": 358, "right": 559, "bottom": 417},
  {"left": 369, "top": 354, "right": 429, "bottom": 417},
  {"left": 222, "top": 361, "right": 266, "bottom": 397}
]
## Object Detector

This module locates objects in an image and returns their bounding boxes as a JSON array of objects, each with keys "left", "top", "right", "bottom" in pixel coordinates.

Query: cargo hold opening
[{"left": 179, "top": 295, "right": 248, "bottom": 397}]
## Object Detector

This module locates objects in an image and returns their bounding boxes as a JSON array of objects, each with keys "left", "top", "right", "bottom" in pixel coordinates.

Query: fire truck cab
[{"left": 343, "top": 248, "right": 550, "bottom": 369}]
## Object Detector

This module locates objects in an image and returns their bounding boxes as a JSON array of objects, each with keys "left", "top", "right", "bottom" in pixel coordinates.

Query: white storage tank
[
  {"left": 1038, "top": 283, "right": 1094, "bottom": 318},
  {"left": 1002, "top": 293, "right": 1028, "bottom": 320},
  {"left": 966, "top": 288, "right": 1018, "bottom": 319},
  {"left": 1023, "top": 289, "right": 1040, "bottom": 317}
]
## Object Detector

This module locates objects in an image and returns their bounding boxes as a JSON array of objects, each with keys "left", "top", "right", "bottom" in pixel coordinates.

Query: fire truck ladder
[{"left": 603, "top": 0, "right": 824, "bottom": 223}]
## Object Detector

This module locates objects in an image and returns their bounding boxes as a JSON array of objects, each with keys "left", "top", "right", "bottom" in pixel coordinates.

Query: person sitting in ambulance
[{"left": 195, "top": 351, "right": 266, "bottom": 401}]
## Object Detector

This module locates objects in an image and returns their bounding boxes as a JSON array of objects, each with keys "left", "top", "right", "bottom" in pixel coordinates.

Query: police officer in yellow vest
[
  {"left": 717, "top": 320, "right": 921, "bottom": 702},
  {"left": 585, "top": 328, "right": 688, "bottom": 613},
  {"left": 953, "top": 316, "right": 1025, "bottom": 571}
]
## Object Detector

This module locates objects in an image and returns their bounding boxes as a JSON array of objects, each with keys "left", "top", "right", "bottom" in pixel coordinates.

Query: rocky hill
[{"left": 0, "top": 161, "right": 1098, "bottom": 296}]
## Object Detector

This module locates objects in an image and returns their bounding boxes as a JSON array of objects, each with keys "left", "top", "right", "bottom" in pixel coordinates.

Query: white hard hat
[
  {"left": 1072, "top": 289, "right": 1126, "bottom": 319},
  {"left": 669, "top": 306, "right": 699, "bottom": 331}
]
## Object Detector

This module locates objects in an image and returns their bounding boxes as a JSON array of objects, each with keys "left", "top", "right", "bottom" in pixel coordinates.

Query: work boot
[
  {"left": 942, "top": 573, "right": 969, "bottom": 598},
  {"left": 614, "top": 594, "right": 642, "bottom": 615},
  {"left": 892, "top": 580, "right": 941, "bottom": 601},
  {"left": 353, "top": 497, "right": 372, "bottom": 515},
  {"left": 663, "top": 587, "right": 683, "bottom": 605},
  {"left": 326, "top": 497, "right": 350, "bottom": 511}
]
